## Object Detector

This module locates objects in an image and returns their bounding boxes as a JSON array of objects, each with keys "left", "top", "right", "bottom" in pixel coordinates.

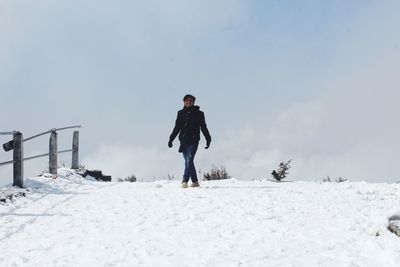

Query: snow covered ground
[{"left": 1, "top": 169, "right": 400, "bottom": 267}]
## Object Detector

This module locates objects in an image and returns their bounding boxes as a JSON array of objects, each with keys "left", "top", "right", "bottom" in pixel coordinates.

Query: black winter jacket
[{"left": 169, "top": 106, "right": 211, "bottom": 148}]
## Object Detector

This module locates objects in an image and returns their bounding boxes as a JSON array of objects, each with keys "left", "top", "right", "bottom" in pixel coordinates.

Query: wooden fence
[{"left": 0, "top": 126, "right": 81, "bottom": 188}]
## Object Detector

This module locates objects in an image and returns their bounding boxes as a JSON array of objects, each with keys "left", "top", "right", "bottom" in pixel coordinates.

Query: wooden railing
[{"left": 0, "top": 126, "right": 81, "bottom": 188}]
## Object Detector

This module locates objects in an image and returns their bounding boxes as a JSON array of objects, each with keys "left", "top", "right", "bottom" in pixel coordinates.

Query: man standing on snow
[{"left": 168, "top": 94, "right": 212, "bottom": 188}]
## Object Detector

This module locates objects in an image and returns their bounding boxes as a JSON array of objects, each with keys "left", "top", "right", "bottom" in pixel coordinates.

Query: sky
[{"left": 1, "top": 0, "right": 399, "bottom": 185}]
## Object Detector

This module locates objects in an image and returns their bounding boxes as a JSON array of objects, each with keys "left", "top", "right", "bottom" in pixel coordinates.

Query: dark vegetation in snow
[
  {"left": 323, "top": 176, "right": 348, "bottom": 183},
  {"left": 0, "top": 189, "right": 28, "bottom": 203},
  {"left": 118, "top": 175, "right": 137, "bottom": 183},
  {"left": 271, "top": 160, "right": 292, "bottom": 182},
  {"left": 203, "top": 165, "right": 231, "bottom": 181},
  {"left": 81, "top": 169, "right": 112, "bottom": 182}
]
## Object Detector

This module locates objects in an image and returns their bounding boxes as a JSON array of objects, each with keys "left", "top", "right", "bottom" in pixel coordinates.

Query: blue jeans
[{"left": 182, "top": 142, "right": 199, "bottom": 183}]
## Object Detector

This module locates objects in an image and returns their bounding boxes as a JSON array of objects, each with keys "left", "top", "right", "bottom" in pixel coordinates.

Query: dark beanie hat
[{"left": 183, "top": 94, "right": 196, "bottom": 102}]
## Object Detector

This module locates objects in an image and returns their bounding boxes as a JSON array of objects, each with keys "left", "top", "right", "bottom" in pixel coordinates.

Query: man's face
[{"left": 184, "top": 98, "right": 194, "bottom": 108}]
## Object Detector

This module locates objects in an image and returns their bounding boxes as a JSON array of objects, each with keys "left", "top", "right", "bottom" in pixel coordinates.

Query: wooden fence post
[
  {"left": 71, "top": 131, "right": 79, "bottom": 169},
  {"left": 49, "top": 131, "right": 58, "bottom": 175},
  {"left": 13, "top": 131, "right": 24, "bottom": 188}
]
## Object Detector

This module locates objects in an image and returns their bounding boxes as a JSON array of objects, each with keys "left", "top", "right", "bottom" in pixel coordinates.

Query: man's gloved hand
[
  {"left": 205, "top": 141, "right": 211, "bottom": 149},
  {"left": 168, "top": 140, "right": 173, "bottom": 148}
]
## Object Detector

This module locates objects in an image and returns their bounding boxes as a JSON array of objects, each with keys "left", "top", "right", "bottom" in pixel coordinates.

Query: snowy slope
[{"left": 1, "top": 170, "right": 400, "bottom": 267}]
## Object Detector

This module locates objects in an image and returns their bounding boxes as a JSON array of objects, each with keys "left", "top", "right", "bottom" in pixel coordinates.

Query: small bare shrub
[
  {"left": 271, "top": 160, "right": 292, "bottom": 182},
  {"left": 322, "top": 176, "right": 348, "bottom": 183},
  {"left": 323, "top": 176, "right": 332, "bottom": 182},
  {"left": 336, "top": 177, "right": 348, "bottom": 183},
  {"left": 203, "top": 165, "right": 231, "bottom": 181},
  {"left": 118, "top": 174, "right": 137, "bottom": 183}
]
